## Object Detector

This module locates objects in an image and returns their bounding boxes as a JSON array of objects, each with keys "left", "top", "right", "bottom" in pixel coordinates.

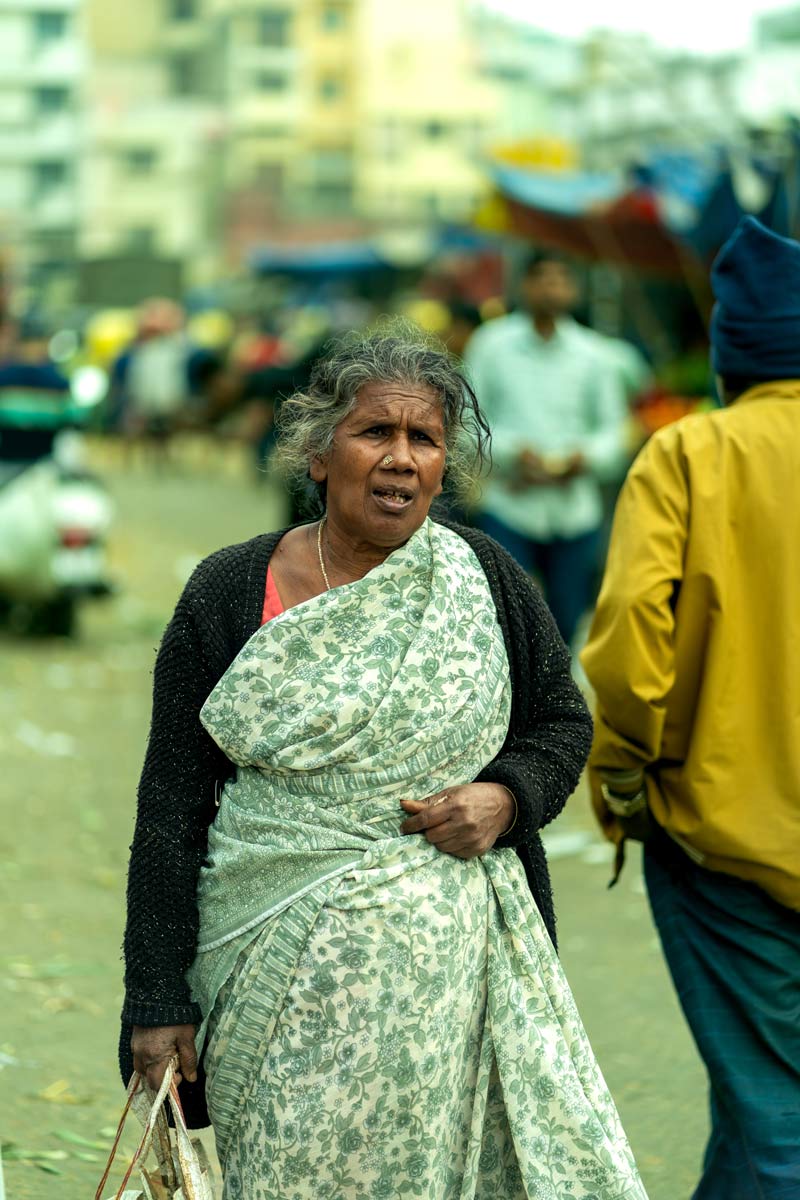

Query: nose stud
[{"left": 382, "top": 455, "right": 393, "bottom": 466}]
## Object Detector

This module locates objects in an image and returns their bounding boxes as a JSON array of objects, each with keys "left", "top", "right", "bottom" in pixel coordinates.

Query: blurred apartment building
[
  {"left": 471, "top": 9, "right": 580, "bottom": 146},
  {"left": 78, "top": 0, "right": 499, "bottom": 302},
  {"left": 541, "top": 32, "right": 743, "bottom": 168},
  {"left": 546, "top": 16, "right": 800, "bottom": 169},
  {"left": 741, "top": 7, "right": 800, "bottom": 129},
  {"left": 6, "top": 0, "right": 800, "bottom": 308},
  {"left": 80, "top": 0, "right": 225, "bottom": 301},
  {"left": 0, "top": 0, "right": 85, "bottom": 304}
]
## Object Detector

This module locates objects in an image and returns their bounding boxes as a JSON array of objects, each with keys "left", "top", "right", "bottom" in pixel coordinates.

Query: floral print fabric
[{"left": 193, "top": 520, "right": 647, "bottom": 1198}]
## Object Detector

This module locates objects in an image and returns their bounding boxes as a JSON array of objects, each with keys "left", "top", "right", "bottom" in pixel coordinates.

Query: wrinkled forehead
[{"left": 348, "top": 380, "right": 445, "bottom": 423}]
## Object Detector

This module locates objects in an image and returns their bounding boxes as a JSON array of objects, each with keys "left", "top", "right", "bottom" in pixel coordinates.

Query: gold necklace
[{"left": 317, "top": 517, "right": 331, "bottom": 591}]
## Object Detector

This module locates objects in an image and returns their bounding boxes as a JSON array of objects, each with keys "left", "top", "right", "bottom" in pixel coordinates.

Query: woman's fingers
[
  {"left": 131, "top": 1024, "right": 197, "bottom": 1092},
  {"left": 399, "top": 794, "right": 453, "bottom": 834},
  {"left": 430, "top": 834, "right": 473, "bottom": 858},
  {"left": 145, "top": 1054, "right": 173, "bottom": 1092},
  {"left": 428, "top": 826, "right": 488, "bottom": 858},
  {"left": 176, "top": 1030, "right": 199, "bottom": 1084},
  {"left": 401, "top": 785, "right": 510, "bottom": 859},
  {"left": 400, "top": 796, "right": 489, "bottom": 858}
]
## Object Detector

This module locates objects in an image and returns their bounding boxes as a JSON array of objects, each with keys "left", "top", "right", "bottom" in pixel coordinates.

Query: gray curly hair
[{"left": 274, "top": 319, "right": 491, "bottom": 515}]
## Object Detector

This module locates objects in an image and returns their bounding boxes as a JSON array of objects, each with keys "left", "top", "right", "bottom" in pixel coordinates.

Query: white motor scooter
[{"left": 0, "top": 370, "right": 114, "bottom": 636}]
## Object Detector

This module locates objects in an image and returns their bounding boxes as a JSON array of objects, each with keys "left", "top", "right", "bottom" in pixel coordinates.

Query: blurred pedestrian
[
  {"left": 465, "top": 250, "right": 628, "bottom": 649},
  {"left": 433, "top": 301, "right": 484, "bottom": 524},
  {"left": 240, "top": 325, "right": 330, "bottom": 520},
  {"left": 107, "top": 299, "right": 223, "bottom": 464},
  {"left": 0, "top": 314, "right": 71, "bottom": 466},
  {"left": 581, "top": 217, "right": 800, "bottom": 1200},
  {"left": 443, "top": 300, "right": 483, "bottom": 360}
]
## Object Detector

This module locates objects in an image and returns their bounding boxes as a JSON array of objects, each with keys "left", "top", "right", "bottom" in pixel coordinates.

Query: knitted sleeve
[
  {"left": 470, "top": 536, "right": 593, "bottom": 850},
  {"left": 121, "top": 589, "right": 233, "bottom": 1028}
]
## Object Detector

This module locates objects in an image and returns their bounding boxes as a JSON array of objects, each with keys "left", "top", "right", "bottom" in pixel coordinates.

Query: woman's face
[{"left": 311, "top": 380, "right": 446, "bottom": 550}]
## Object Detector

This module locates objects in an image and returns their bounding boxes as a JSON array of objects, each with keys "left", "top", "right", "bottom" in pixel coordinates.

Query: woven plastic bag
[{"left": 95, "top": 1057, "right": 215, "bottom": 1200}]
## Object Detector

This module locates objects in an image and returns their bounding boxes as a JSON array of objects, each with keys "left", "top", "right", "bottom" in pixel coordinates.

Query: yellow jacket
[{"left": 581, "top": 382, "right": 800, "bottom": 910}]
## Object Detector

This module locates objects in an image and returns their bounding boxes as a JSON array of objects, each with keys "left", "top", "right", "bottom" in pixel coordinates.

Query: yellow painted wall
[{"left": 352, "top": 0, "right": 499, "bottom": 219}]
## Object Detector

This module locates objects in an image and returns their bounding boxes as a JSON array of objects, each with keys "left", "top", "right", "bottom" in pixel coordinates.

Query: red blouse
[{"left": 261, "top": 565, "right": 285, "bottom": 624}]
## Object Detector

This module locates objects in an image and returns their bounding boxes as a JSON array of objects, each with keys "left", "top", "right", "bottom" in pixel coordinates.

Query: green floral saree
[{"left": 188, "top": 520, "right": 647, "bottom": 1199}]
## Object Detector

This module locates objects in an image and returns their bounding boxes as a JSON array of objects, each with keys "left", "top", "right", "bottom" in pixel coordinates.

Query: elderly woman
[{"left": 121, "top": 325, "right": 647, "bottom": 1198}]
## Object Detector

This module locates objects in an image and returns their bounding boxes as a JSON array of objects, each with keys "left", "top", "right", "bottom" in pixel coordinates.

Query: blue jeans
[
  {"left": 645, "top": 834, "right": 800, "bottom": 1199},
  {"left": 476, "top": 512, "right": 600, "bottom": 647}
]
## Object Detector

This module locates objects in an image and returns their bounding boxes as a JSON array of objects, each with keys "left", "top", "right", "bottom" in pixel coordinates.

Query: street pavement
[{"left": 0, "top": 439, "right": 706, "bottom": 1198}]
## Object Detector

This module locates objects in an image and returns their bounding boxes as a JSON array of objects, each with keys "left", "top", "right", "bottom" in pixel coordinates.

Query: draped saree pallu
[{"left": 188, "top": 520, "right": 647, "bottom": 1200}]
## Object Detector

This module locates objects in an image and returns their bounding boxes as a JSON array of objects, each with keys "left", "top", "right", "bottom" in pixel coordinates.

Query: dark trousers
[
  {"left": 644, "top": 834, "right": 800, "bottom": 1199},
  {"left": 476, "top": 511, "right": 600, "bottom": 647}
]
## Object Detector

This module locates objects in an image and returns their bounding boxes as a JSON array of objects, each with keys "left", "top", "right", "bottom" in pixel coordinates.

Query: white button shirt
[{"left": 465, "top": 313, "right": 628, "bottom": 541}]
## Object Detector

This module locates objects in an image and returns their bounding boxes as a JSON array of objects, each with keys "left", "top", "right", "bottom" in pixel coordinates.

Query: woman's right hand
[{"left": 131, "top": 1024, "right": 198, "bottom": 1092}]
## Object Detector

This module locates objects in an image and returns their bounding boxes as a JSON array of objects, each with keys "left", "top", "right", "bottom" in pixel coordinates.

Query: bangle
[
  {"left": 600, "top": 781, "right": 647, "bottom": 818},
  {"left": 498, "top": 787, "right": 518, "bottom": 836}
]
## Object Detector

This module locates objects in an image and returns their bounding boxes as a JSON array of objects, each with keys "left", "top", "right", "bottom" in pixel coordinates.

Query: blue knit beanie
[{"left": 711, "top": 216, "right": 800, "bottom": 380}]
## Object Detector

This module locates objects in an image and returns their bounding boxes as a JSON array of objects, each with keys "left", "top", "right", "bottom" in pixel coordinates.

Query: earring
[{"left": 382, "top": 455, "right": 393, "bottom": 466}]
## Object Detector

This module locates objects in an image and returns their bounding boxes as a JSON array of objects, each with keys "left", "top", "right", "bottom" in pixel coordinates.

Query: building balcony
[
  {"left": 4, "top": 41, "right": 84, "bottom": 85},
  {"left": 0, "top": 0, "right": 78, "bottom": 10},
  {"left": 231, "top": 45, "right": 301, "bottom": 71},
  {"left": 0, "top": 115, "right": 80, "bottom": 162},
  {"left": 161, "top": 19, "right": 214, "bottom": 53},
  {"left": 90, "top": 98, "right": 221, "bottom": 142},
  {"left": 34, "top": 113, "right": 80, "bottom": 157},
  {"left": 219, "top": 0, "right": 301, "bottom": 11},
  {"left": 230, "top": 93, "right": 301, "bottom": 130},
  {"left": 25, "top": 187, "right": 78, "bottom": 230}
]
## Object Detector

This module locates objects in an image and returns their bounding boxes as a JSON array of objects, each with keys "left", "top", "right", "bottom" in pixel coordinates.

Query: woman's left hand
[{"left": 399, "top": 784, "right": 514, "bottom": 859}]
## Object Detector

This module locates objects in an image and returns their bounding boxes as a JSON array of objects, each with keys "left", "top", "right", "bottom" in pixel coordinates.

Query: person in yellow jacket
[{"left": 581, "top": 216, "right": 800, "bottom": 1200}]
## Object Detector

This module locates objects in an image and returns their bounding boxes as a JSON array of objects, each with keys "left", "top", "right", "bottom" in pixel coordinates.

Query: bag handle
[
  {"left": 93, "top": 1071, "right": 142, "bottom": 1200},
  {"left": 93, "top": 1059, "right": 180, "bottom": 1200},
  {"left": 165, "top": 1080, "right": 208, "bottom": 1199}
]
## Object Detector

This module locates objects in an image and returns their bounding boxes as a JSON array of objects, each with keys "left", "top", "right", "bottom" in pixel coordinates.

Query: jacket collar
[{"left": 736, "top": 379, "right": 800, "bottom": 404}]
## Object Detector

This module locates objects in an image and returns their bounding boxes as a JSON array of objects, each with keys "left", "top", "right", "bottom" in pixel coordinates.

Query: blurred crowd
[{"left": 0, "top": 252, "right": 705, "bottom": 647}]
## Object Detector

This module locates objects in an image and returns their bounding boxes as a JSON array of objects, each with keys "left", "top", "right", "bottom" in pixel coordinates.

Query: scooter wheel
[{"left": 34, "top": 595, "right": 77, "bottom": 638}]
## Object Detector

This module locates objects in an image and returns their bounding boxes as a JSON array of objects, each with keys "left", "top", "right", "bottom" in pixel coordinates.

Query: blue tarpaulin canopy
[
  {"left": 250, "top": 240, "right": 387, "bottom": 277},
  {"left": 489, "top": 164, "right": 622, "bottom": 217},
  {"left": 249, "top": 227, "right": 500, "bottom": 278},
  {"left": 487, "top": 144, "right": 800, "bottom": 274}
]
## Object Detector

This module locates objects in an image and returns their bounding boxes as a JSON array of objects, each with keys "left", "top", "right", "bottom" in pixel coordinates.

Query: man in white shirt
[{"left": 465, "top": 251, "right": 629, "bottom": 647}]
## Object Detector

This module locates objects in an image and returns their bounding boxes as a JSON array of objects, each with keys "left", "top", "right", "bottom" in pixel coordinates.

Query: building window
[
  {"left": 32, "top": 160, "right": 68, "bottom": 196},
  {"left": 169, "top": 0, "right": 197, "bottom": 19},
  {"left": 257, "top": 9, "right": 290, "bottom": 46},
  {"left": 124, "top": 147, "right": 157, "bottom": 174},
  {"left": 321, "top": 4, "right": 345, "bottom": 31},
  {"left": 34, "top": 228, "right": 74, "bottom": 260},
  {"left": 423, "top": 193, "right": 440, "bottom": 218},
  {"left": 379, "top": 121, "right": 400, "bottom": 159},
  {"left": 126, "top": 227, "right": 156, "bottom": 255},
  {"left": 467, "top": 120, "right": 486, "bottom": 154},
  {"left": 319, "top": 75, "right": 343, "bottom": 103},
  {"left": 256, "top": 71, "right": 288, "bottom": 92},
  {"left": 311, "top": 148, "right": 353, "bottom": 181},
  {"left": 314, "top": 182, "right": 353, "bottom": 215},
  {"left": 424, "top": 120, "right": 446, "bottom": 140},
  {"left": 35, "top": 86, "right": 70, "bottom": 115},
  {"left": 33, "top": 11, "right": 68, "bottom": 44},
  {"left": 254, "top": 162, "right": 284, "bottom": 192},
  {"left": 169, "top": 53, "right": 199, "bottom": 96}
]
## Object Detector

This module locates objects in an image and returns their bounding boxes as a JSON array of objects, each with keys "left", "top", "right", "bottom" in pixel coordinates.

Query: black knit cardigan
[{"left": 119, "top": 520, "right": 592, "bottom": 1126}]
